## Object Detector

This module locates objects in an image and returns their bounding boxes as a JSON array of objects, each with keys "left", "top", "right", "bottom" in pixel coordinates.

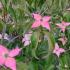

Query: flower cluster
[
  {"left": 0, "top": 1, "right": 70, "bottom": 70},
  {"left": 31, "top": 13, "right": 68, "bottom": 57}
]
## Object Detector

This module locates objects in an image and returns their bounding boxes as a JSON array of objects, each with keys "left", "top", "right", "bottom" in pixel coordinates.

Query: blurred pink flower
[
  {"left": 22, "top": 33, "right": 32, "bottom": 46},
  {"left": 0, "top": 45, "right": 21, "bottom": 70},
  {"left": 0, "top": 33, "right": 9, "bottom": 41},
  {"left": 56, "top": 21, "right": 70, "bottom": 32},
  {"left": 58, "top": 36, "right": 67, "bottom": 45},
  {"left": 53, "top": 43, "right": 65, "bottom": 57},
  {"left": 31, "top": 13, "right": 51, "bottom": 31}
]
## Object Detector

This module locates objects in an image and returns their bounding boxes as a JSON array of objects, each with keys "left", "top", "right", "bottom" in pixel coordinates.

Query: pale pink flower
[
  {"left": 53, "top": 43, "right": 65, "bottom": 57},
  {"left": 58, "top": 36, "right": 67, "bottom": 45},
  {"left": 56, "top": 21, "right": 70, "bottom": 32},
  {"left": 0, "top": 33, "right": 9, "bottom": 41},
  {"left": 22, "top": 33, "right": 32, "bottom": 46},
  {"left": 0, "top": 45, "right": 21, "bottom": 70},
  {"left": 31, "top": 13, "right": 51, "bottom": 31},
  {"left": 0, "top": 34, "right": 2, "bottom": 39}
]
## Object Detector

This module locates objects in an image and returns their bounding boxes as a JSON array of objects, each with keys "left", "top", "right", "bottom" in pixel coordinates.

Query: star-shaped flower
[
  {"left": 58, "top": 36, "right": 67, "bottom": 45},
  {"left": 56, "top": 21, "right": 70, "bottom": 32},
  {"left": 31, "top": 13, "right": 51, "bottom": 31},
  {"left": 53, "top": 43, "right": 65, "bottom": 57},
  {"left": 0, "top": 45, "right": 21, "bottom": 70},
  {"left": 22, "top": 32, "right": 32, "bottom": 46}
]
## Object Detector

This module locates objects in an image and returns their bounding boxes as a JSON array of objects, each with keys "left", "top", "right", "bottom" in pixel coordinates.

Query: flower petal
[
  {"left": 31, "top": 21, "right": 41, "bottom": 28},
  {"left": 32, "top": 13, "right": 42, "bottom": 21},
  {"left": 41, "top": 21, "right": 50, "bottom": 30},
  {"left": 56, "top": 24, "right": 63, "bottom": 28},
  {"left": 4, "top": 33, "right": 9, "bottom": 41},
  {"left": 56, "top": 23, "right": 65, "bottom": 32},
  {"left": 61, "top": 28, "right": 65, "bottom": 32},
  {"left": 22, "top": 37, "right": 26, "bottom": 43},
  {"left": 56, "top": 21, "right": 70, "bottom": 32},
  {"left": 58, "top": 37, "right": 67, "bottom": 45},
  {"left": 62, "top": 21, "right": 70, "bottom": 26},
  {"left": 9, "top": 47, "right": 21, "bottom": 57},
  {"left": 43, "top": 16, "right": 51, "bottom": 22},
  {"left": 22, "top": 34, "right": 32, "bottom": 43},
  {"left": 0, "top": 45, "right": 9, "bottom": 56},
  {"left": 5, "top": 57, "right": 16, "bottom": 70},
  {"left": 0, "top": 34, "right": 2, "bottom": 39},
  {"left": 54, "top": 51, "right": 60, "bottom": 57},
  {"left": 24, "top": 34, "right": 32, "bottom": 40},
  {"left": 24, "top": 40, "right": 31, "bottom": 46},
  {"left": 53, "top": 43, "right": 65, "bottom": 57},
  {"left": 0, "top": 56, "right": 5, "bottom": 65},
  {"left": 59, "top": 48, "right": 65, "bottom": 53},
  {"left": 65, "top": 23, "right": 70, "bottom": 26},
  {"left": 53, "top": 43, "right": 59, "bottom": 54}
]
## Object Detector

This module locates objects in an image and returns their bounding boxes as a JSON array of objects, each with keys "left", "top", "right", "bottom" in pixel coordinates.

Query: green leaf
[
  {"left": 17, "top": 62, "right": 28, "bottom": 70},
  {"left": 44, "top": 31, "right": 55, "bottom": 52},
  {"left": 31, "top": 31, "right": 40, "bottom": 59},
  {"left": 8, "top": 6, "right": 17, "bottom": 22}
]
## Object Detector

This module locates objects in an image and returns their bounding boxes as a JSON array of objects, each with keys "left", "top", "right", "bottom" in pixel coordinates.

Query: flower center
[
  {"left": 56, "top": 49, "right": 59, "bottom": 52},
  {"left": 4, "top": 53, "right": 8, "bottom": 58},
  {"left": 40, "top": 18, "right": 43, "bottom": 21}
]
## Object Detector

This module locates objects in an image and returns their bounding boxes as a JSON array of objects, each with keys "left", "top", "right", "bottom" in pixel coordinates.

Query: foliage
[{"left": 0, "top": 0, "right": 70, "bottom": 70}]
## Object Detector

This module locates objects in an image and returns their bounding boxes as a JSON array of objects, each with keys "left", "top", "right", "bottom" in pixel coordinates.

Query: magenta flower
[
  {"left": 56, "top": 21, "right": 70, "bottom": 32},
  {"left": 31, "top": 13, "right": 51, "bottom": 31},
  {"left": 22, "top": 33, "right": 32, "bottom": 46},
  {"left": 53, "top": 43, "right": 65, "bottom": 57},
  {"left": 58, "top": 36, "right": 67, "bottom": 45},
  {"left": 0, "top": 45, "right": 21, "bottom": 70}
]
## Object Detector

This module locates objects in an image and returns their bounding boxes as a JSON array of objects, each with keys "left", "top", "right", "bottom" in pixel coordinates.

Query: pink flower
[
  {"left": 31, "top": 13, "right": 51, "bottom": 31},
  {"left": 53, "top": 43, "right": 65, "bottom": 57},
  {"left": 0, "top": 33, "right": 10, "bottom": 41},
  {"left": 0, "top": 45, "right": 21, "bottom": 70},
  {"left": 58, "top": 36, "right": 67, "bottom": 45},
  {"left": 56, "top": 21, "right": 70, "bottom": 32},
  {"left": 22, "top": 33, "right": 32, "bottom": 46}
]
